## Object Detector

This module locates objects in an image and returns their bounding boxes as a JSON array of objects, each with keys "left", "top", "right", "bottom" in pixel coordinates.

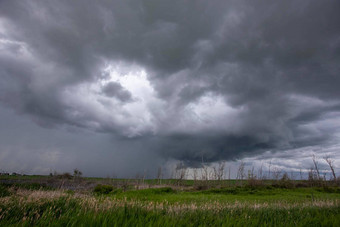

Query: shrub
[
  {"left": 247, "top": 178, "right": 264, "bottom": 188},
  {"left": 93, "top": 184, "right": 114, "bottom": 194},
  {"left": 317, "top": 186, "right": 340, "bottom": 194},
  {"left": 149, "top": 187, "right": 174, "bottom": 194},
  {"left": 203, "top": 187, "right": 240, "bottom": 194},
  {"left": 54, "top": 172, "right": 73, "bottom": 179},
  {"left": 279, "top": 173, "right": 294, "bottom": 189},
  {"left": 193, "top": 184, "right": 209, "bottom": 191}
]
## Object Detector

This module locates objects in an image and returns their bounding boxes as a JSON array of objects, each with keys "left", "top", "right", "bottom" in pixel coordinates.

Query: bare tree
[
  {"left": 258, "top": 164, "right": 264, "bottom": 180},
  {"left": 213, "top": 166, "right": 218, "bottom": 180},
  {"left": 312, "top": 155, "right": 321, "bottom": 180},
  {"left": 324, "top": 156, "right": 336, "bottom": 182},
  {"left": 157, "top": 166, "right": 163, "bottom": 185},
  {"left": 308, "top": 167, "right": 317, "bottom": 183},
  {"left": 135, "top": 173, "right": 142, "bottom": 189},
  {"left": 247, "top": 166, "right": 260, "bottom": 187},
  {"left": 213, "top": 161, "right": 225, "bottom": 181},
  {"left": 236, "top": 162, "right": 245, "bottom": 185},
  {"left": 228, "top": 166, "right": 231, "bottom": 187},
  {"left": 192, "top": 168, "right": 198, "bottom": 183},
  {"left": 219, "top": 161, "right": 226, "bottom": 181},
  {"left": 200, "top": 155, "right": 209, "bottom": 182},
  {"left": 323, "top": 172, "right": 327, "bottom": 181},
  {"left": 209, "top": 168, "right": 215, "bottom": 181},
  {"left": 272, "top": 167, "right": 281, "bottom": 181},
  {"left": 210, "top": 162, "right": 225, "bottom": 187},
  {"left": 200, "top": 165, "right": 209, "bottom": 181},
  {"left": 247, "top": 166, "right": 256, "bottom": 180},
  {"left": 299, "top": 167, "right": 303, "bottom": 180},
  {"left": 142, "top": 169, "right": 147, "bottom": 185},
  {"left": 281, "top": 172, "right": 290, "bottom": 183},
  {"left": 174, "top": 162, "right": 187, "bottom": 185},
  {"left": 179, "top": 167, "right": 187, "bottom": 182},
  {"left": 73, "top": 168, "right": 82, "bottom": 182},
  {"left": 268, "top": 160, "right": 272, "bottom": 179}
]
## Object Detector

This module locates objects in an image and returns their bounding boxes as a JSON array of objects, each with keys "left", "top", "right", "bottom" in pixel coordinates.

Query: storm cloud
[{"left": 0, "top": 0, "right": 340, "bottom": 176}]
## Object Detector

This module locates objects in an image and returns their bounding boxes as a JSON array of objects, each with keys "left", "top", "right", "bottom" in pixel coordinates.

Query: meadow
[{"left": 0, "top": 174, "right": 339, "bottom": 226}]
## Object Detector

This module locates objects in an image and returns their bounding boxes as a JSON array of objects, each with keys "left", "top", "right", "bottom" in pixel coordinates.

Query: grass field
[{"left": 0, "top": 176, "right": 339, "bottom": 226}]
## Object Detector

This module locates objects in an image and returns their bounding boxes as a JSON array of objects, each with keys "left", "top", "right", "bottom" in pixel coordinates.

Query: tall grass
[
  {"left": 0, "top": 196, "right": 339, "bottom": 226},
  {"left": 0, "top": 187, "right": 339, "bottom": 226}
]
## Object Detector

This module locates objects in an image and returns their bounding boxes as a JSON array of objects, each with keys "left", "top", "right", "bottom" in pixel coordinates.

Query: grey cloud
[
  {"left": 0, "top": 0, "right": 340, "bottom": 173},
  {"left": 102, "top": 82, "right": 133, "bottom": 102},
  {"left": 0, "top": 106, "right": 164, "bottom": 177}
]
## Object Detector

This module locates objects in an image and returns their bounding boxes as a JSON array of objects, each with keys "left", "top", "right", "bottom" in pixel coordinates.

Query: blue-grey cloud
[{"left": 0, "top": 0, "right": 340, "bottom": 175}]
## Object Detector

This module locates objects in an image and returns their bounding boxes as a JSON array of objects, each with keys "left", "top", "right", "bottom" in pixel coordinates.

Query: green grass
[
  {"left": 0, "top": 196, "right": 339, "bottom": 227},
  {"left": 104, "top": 186, "right": 340, "bottom": 205},
  {"left": 0, "top": 178, "right": 339, "bottom": 226},
  {"left": 0, "top": 185, "right": 11, "bottom": 197}
]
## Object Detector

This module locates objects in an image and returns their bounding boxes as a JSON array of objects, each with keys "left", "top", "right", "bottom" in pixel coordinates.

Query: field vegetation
[{"left": 0, "top": 157, "right": 339, "bottom": 226}]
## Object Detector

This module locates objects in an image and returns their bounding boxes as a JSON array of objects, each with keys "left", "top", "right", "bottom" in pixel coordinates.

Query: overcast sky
[{"left": 0, "top": 0, "right": 340, "bottom": 178}]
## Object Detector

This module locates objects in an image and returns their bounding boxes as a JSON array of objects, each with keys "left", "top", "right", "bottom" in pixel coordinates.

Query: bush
[
  {"left": 279, "top": 173, "right": 295, "bottom": 189},
  {"left": 247, "top": 178, "right": 264, "bottom": 188},
  {"left": 203, "top": 187, "right": 240, "bottom": 194},
  {"left": 148, "top": 187, "right": 174, "bottom": 194},
  {"left": 52, "top": 172, "right": 73, "bottom": 179},
  {"left": 93, "top": 184, "right": 114, "bottom": 194},
  {"left": 193, "top": 184, "right": 209, "bottom": 191},
  {"left": 317, "top": 186, "right": 340, "bottom": 194},
  {"left": 59, "top": 172, "right": 73, "bottom": 179}
]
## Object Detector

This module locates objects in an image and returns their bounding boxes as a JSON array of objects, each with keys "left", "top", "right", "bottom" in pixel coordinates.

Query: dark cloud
[
  {"left": 102, "top": 82, "right": 133, "bottom": 102},
  {"left": 0, "top": 0, "right": 340, "bottom": 175}
]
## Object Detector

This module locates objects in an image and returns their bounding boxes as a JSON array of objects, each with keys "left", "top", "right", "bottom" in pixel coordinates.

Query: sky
[{"left": 0, "top": 0, "right": 340, "bottom": 178}]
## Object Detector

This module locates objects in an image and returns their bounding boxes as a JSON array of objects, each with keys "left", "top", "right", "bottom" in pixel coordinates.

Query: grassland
[{"left": 0, "top": 175, "right": 339, "bottom": 226}]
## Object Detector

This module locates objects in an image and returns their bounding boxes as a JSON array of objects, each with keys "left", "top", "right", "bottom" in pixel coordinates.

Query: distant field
[{"left": 0, "top": 175, "right": 339, "bottom": 226}]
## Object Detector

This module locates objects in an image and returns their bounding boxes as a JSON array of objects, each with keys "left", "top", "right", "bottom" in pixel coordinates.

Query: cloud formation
[{"left": 0, "top": 0, "right": 340, "bottom": 175}]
